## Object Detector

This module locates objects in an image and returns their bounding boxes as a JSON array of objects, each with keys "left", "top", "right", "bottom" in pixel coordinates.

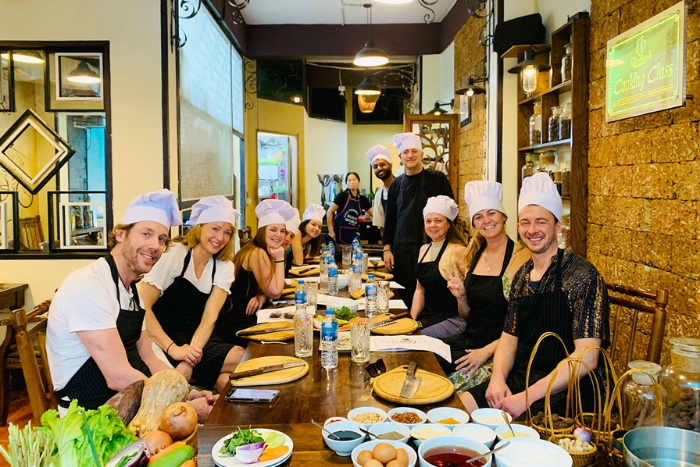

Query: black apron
[
  {"left": 214, "top": 267, "right": 259, "bottom": 347},
  {"left": 334, "top": 189, "right": 362, "bottom": 244},
  {"left": 414, "top": 240, "right": 458, "bottom": 329},
  {"left": 56, "top": 255, "right": 150, "bottom": 409}
]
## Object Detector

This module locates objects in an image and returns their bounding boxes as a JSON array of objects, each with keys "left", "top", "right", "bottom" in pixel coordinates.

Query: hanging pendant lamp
[
  {"left": 508, "top": 47, "right": 550, "bottom": 97},
  {"left": 354, "top": 3, "right": 389, "bottom": 67},
  {"left": 355, "top": 75, "right": 382, "bottom": 113},
  {"left": 67, "top": 61, "right": 101, "bottom": 84}
]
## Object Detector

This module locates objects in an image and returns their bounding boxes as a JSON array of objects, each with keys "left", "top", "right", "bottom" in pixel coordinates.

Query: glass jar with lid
[
  {"left": 561, "top": 43, "right": 573, "bottom": 82},
  {"left": 622, "top": 360, "right": 664, "bottom": 430},
  {"left": 548, "top": 106, "right": 561, "bottom": 142},
  {"left": 561, "top": 160, "right": 571, "bottom": 197},
  {"left": 538, "top": 151, "right": 558, "bottom": 181},
  {"left": 659, "top": 337, "right": 700, "bottom": 432},
  {"left": 529, "top": 102, "right": 542, "bottom": 146},
  {"left": 559, "top": 102, "right": 572, "bottom": 140},
  {"left": 521, "top": 153, "right": 539, "bottom": 182}
]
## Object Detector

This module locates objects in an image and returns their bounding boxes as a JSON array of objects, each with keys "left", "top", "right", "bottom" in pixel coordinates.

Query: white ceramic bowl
[
  {"left": 321, "top": 420, "right": 366, "bottom": 457},
  {"left": 324, "top": 416, "right": 348, "bottom": 427},
  {"left": 337, "top": 274, "right": 350, "bottom": 290},
  {"left": 347, "top": 407, "right": 387, "bottom": 428},
  {"left": 426, "top": 407, "right": 470, "bottom": 428},
  {"left": 471, "top": 408, "right": 512, "bottom": 431},
  {"left": 494, "top": 423, "right": 540, "bottom": 442},
  {"left": 387, "top": 407, "right": 428, "bottom": 430},
  {"left": 410, "top": 424, "right": 452, "bottom": 447},
  {"left": 327, "top": 297, "right": 358, "bottom": 312},
  {"left": 368, "top": 421, "right": 411, "bottom": 444},
  {"left": 418, "top": 435, "right": 492, "bottom": 467},
  {"left": 351, "top": 439, "right": 417, "bottom": 467},
  {"left": 452, "top": 423, "right": 497, "bottom": 448},
  {"left": 494, "top": 438, "right": 573, "bottom": 467}
]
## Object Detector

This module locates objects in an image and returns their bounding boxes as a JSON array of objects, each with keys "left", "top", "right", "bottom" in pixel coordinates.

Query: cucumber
[{"left": 149, "top": 445, "right": 194, "bottom": 467}]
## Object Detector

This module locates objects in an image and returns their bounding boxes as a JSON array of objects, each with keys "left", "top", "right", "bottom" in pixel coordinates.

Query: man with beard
[
  {"left": 47, "top": 190, "right": 216, "bottom": 417},
  {"left": 366, "top": 145, "right": 394, "bottom": 236},
  {"left": 460, "top": 173, "right": 610, "bottom": 420},
  {"left": 382, "top": 133, "right": 454, "bottom": 309}
]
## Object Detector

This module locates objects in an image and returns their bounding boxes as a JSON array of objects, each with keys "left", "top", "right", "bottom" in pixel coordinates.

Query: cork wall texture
[
  {"left": 454, "top": 14, "right": 488, "bottom": 220},
  {"left": 589, "top": 0, "right": 700, "bottom": 360}
]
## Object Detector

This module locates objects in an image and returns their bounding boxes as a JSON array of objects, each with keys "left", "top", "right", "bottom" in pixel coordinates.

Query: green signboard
[{"left": 606, "top": 1, "right": 686, "bottom": 122}]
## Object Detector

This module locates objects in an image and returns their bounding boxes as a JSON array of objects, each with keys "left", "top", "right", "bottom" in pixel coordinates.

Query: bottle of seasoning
[
  {"left": 548, "top": 106, "right": 561, "bottom": 142},
  {"left": 561, "top": 43, "right": 573, "bottom": 82},
  {"left": 521, "top": 153, "right": 538, "bottom": 182},
  {"left": 559, "top": 102, "right": 572, "bottom": 140},
  {"left": 622, "top": 361, "right": 664, "bottom": 430},
  {"left": 529, "top": 102, "right": 542, "bottom": 146},
  {"left": 538, "top": 151, "right": 557, "bottom": 181},
  {"left": 561, "top": 160, "right": 571, "bottom": 197},
  {"left": 659, "top": 337, "right": 700, "bottom": 432}
]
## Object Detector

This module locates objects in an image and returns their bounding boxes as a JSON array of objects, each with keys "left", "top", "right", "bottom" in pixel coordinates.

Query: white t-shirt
[
  {"left": 372, "top": 184, "right": 389, "bottom": 229},
  {"left": 47, "top": 257, "right": 143, "bottom": 390},
  {"left": 141, "top": 243, "right": 234, "bottom": 295}
]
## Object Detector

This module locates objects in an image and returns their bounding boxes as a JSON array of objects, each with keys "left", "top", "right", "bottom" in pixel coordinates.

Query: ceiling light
[
  {"left": 0, "top": 51, "right": 44, "bottom": 64},
  {"left": 455, "top": 76, "right": 487, "bottom": 97},
  {"left": 291, "top": 94, "right": 303, "bottom": 104},
  {"left": 67, "top": 61, "right": 101, "bottom": 84},
  {"left": 357, "top": 93, "right": 380, "bottom": 113},
  {"left": 354, "top": 76, "right": 382, "bottom": 96},
  {"left": 508, "top": 47, "right": 551, "bottom": 97},
  {"left": 354, "top": 3, "right": 389, "bottom": 68}
]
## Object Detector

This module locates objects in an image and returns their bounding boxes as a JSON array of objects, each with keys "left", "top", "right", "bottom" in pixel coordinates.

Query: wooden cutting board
[
  {"left": 367, "top": 259, "right": 385, "bottom": 269},
  {"left": 362, "top": 272, "right": 393, "bottom": 281},
  {"left": 236, "top": 322, "right": 294, "bottom": 341},
  {"left": 289, "top": 266, "right": 320, "bottom": 277},
  {"left": 230, "top": 355, "right": 309, "bottom": 387},
  {"left": 370, "top": 317, "right": 418, "bottom": 335},
  {"left": 349, "top": 289, "right": 395, "bottom": 300},
  {"left": 373, "top": 366, "right": 454, "bottom": 405},
  {"left": 280, "top": 287, "right": 296, "bottom": 299}
]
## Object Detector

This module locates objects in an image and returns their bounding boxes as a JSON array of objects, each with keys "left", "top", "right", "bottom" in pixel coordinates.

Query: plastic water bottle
[
  {"left": 294, "top": 280, "right": 307, "bottom": 314},
  {"left": 365, "top": 274, "right": 378, "bottom": 318},
  {"left": 351, "top": 233, "right": 361, "bottom": 254},
  {"left": 328, "top": 259, "right": 338, "bottom": 296},
  {"left": 321, "top": 309, "right": 338, "bottom": 369},
  {"left": 350, "top": 249, "right": 363, "bottom": 292},
  {"left": 319, "top": 248, "right": 330, "bottom": 293},
  {"left": 328, "top": 241, "right": 335, "bottom": 258}
]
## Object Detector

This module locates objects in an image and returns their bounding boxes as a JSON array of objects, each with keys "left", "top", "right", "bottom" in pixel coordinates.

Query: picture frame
[
  {"left": 59, "top": 201, "right": 106, "bottom": 249},
  {"left": 459, "top": 94, "right": 472, "bottom": 128},
  {"left": 0, "top": 50, "right": 15, "bottom": 112},
  {"left": 0, "top": 191, "right": 19, "bottom": 253},
  {"left": 46, "top": 52, "right": 105, "bottom": 111}
]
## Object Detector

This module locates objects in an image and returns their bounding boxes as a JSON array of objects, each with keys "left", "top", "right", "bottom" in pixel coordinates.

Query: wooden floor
[{"left": 0, "top": 374, "right": 37, "bottom": 467}]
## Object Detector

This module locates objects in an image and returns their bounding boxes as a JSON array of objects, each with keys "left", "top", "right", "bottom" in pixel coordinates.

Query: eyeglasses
[
  {"left": 364, "top": 358, "right": 386, "bottom": 381},
  {"left": 269, "top": 312, "right": 295, "bottom": 319}
]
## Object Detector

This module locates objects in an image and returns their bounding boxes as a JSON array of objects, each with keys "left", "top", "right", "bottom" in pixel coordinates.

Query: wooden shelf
[
  {"left": 518, "top": 139, "right": 572, "bottom": 152},
  {"left": 501, "top": 44, "right": 549, "bottom": 59},
  {"left": 518, "top": 81, "right": 573, "bottom": 105}
]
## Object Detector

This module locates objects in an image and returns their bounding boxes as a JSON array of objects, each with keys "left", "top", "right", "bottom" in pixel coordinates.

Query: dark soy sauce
[
  {"left": 422, "top": 446, "right": 487, "bottom": 467},
  {"left": 331, "top": 430, "right": 362, "bottom": 441}
]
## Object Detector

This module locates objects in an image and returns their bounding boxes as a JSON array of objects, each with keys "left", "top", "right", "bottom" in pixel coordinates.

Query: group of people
[{"left": 45, "top": 129, "right": 610, "bottom": 422}]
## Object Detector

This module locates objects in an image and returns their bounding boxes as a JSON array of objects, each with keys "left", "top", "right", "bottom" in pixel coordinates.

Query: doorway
[{"left": 257, "top": 132, "right": 298, "bottom": 207}]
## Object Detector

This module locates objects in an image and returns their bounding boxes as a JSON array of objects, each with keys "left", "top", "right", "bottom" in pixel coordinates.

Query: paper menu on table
[{"left": 370, "top": 335, "right": 452, "bottom": 363}]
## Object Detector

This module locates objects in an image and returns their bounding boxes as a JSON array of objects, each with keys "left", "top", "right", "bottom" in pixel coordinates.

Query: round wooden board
[
  {"left": 372, "top": 366, "right": 454, "bottom": 405},
  {"left": 370, "top": 318, "right": 418, "bottom": 335},
  {"left": 367, "top": 259, "right": 385, "bottom": 268},
  {"left": 236, "top": 322, "right": 294, "bottom": 342},
  {"left": 362, "top": 272, "right": 394, "bottom": 281},
  {"left": 289, "top": 267, "right": 320, "bottom": 277},
  {"left": 230, "top": 355, "right": 309, "bottom": 387},
  {"left": 349, "top": 289, "right": 395, "bottom": 300}
]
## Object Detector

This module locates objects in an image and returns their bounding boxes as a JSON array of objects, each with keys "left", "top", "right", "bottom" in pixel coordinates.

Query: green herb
[
  {"left": 335, "top": 306, "right": 355, "bottom": 322},
  {"left": 220, "top": 427, "right": 264, "bottom": 456},
  {"left": 0, "top": 421, "right": 55, "bottom": 467}
]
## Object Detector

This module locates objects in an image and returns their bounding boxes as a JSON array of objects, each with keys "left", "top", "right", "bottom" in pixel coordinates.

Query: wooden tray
[
  {"left": 289, "top": 266, "right": 320, "bottom": 277},
  {"left": 367, "top": 259, "right": 385, "bottom": 269},
  {"left": 236, "top": 322, "right": 294, "bottom": 341},
  {"left": 369, "top": 317, "right": 418, "bottom": 335},
  {"left": 372, "top": 366, "right": 454, "bottom": 405},
  {"left": 362, "top": 272, "right": 393, "bottom": 281},
  {"left": 349, "top": 289, "right": 395, "bottom": 300},
  {"left": 230, "top": 355, "right": 309, "bottom": 387}
]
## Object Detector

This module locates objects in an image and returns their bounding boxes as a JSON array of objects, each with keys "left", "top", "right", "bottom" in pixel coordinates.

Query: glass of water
[
  {"left": 342, "top": 244, "right": 352, "bottom": 268},
  {"left": 350, "top": 317, "right": 371, "bottom": 364},
  {"left": 294, "top": 313, "right": 314, "bottom": 358},
  {"left": 377, "top": 281, "right": 390, "bottom": 314},
  {"left": 305, "top": 281, "right": 318, "bottom": 313}
]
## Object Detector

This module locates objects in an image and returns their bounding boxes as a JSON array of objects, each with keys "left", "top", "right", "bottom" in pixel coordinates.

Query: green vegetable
[
  {"left": 220, "top": 427, "right": 264, "bottom": 456},
  {"left": 334, "top": 306, "right": 356, "bottom": 322},
  {"left": 0, "top": 421, "right": 55, "bottom": 467},
  {"left": 262, "top": 432, "right": 285, "bottom": 449},
  {"left": 115, "top": 451, "right": 137, "bottom": 467},
  {"left": 150, "top": 445, "right": 193, "bottom": 467},
  {"left": 38, "top": 399, "right": 136, "bottom": 467}
]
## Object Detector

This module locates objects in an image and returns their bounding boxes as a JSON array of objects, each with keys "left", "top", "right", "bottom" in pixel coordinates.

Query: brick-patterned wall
[
  {"left": 454, "top": 15, "right": 488, "bottom": 219},
  {"left": 588, "top": 0, "right": 700, "bottom": 361}
]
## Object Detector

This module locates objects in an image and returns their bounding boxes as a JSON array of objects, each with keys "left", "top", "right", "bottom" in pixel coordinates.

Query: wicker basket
[
  {"left": 183, "top": 424, "right": 198, "bottom": 455},
  {"left": 576, "top": 412, "right": 619, "bottom": 444},
  {"left": 548, "top": 434, "right": 597, "bottom": 467},
  {"left": 530, "top": 420, "right": 574, "bottom": 439}
]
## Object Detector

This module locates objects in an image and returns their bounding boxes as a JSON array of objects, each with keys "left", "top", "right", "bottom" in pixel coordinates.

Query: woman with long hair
[
  {"left": 214, "top": 199, "right": 296, "bottom": 345},
  {"left": 443, "top": 181, "right": 530, "bottom": 396},
  {"left": 290, "top": 204, "right": 325, "bottom": 265},
  {"left": 326, "top": 172, "right": 373, "bottom": 244},
  {"left": 410, "top": 195, "right": 468, "bottom": 339},
  {"left": 141, "top": 196, "right": 242, "bottom": 393}
]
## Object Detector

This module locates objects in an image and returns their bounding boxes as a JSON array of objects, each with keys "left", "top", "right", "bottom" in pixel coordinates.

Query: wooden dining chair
[
  {"left": 7, "top": 301, "right": 55, "bottom": 425},
  {"left": 19, "top": 215, "right": 44, "bottom": 251},
  {"left": 607, "top": 283, "right": 669, "bottom": 376}
]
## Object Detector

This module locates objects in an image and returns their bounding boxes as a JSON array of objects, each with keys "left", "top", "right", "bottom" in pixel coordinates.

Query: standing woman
[
  {"left": 326, "top": 172, "right": 373, "bottom": 244},
  {"left": 410, "top": 196, "right": 468, "bottom": 339},
  {"left": 214, "top": 199, "right": 296, "bottom": 345},
  {"left": 141, "top": 196, "right": 241, "bottom": 393},
  {"left": 443, "top": 181, "right": 530, "bottom": 395},
  {"left": 290, "top": 204, "right": 325, "bottom": 265}
]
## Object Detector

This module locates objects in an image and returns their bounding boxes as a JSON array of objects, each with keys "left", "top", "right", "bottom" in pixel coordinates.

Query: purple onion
[
  {"left": 573, "top": 427, "right": 592, "bottom": 443},
  {"left": 235, "top": 442, "right": 266, "bottom": 463},
  {"left": 105, "top": 441, "right": 149, "bottom": 467}
]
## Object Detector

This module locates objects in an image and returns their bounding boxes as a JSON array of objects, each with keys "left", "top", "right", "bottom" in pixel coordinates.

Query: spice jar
[
  {"left": 622, "top": 361, "right": 664, "bottom": 430},
  {"left": 561, "top": 161, "right": 571, "bottom": 197},
  {"left": 538, "top": 151, "right": 558, "bottom": 181},
  {"left": 521, "top": 153, "right": 538, "bottom": 182},
  {"left": 529, "top": 102, "right": 542, "bottom": 146},
  {"left": 548, "top": 106, "right": 561, "bottom": 142},
  {"left": 558, "top": 215, "right": 570, "bottom": 248},
  {"left": 559, "top": 102, "right": 572, "bottom": 140},
  {"left": 561, "top": 43, "right": 573, "bottom": 82},
  {"left": 659, "top": 337, "right": 700, "bottom": 432}
]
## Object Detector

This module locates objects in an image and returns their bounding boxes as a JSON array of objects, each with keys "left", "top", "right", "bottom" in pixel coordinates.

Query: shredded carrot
[
  {"left": 148, "top": 441, "right": 186, "bottom": 465},
  {"left": 258, "top": 446, "right": 289, "bottom": 462}
]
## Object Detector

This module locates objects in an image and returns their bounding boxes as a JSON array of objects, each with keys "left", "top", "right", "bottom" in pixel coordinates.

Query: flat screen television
[{"left": 308, "top": 88, "right": 346, "bottom": 122}]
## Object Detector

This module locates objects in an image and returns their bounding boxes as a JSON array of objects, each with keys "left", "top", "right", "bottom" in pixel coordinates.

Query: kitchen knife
[
  {"left": 399, "top": 361, "right": 422, "bottom": 398},
  {"left": 370, "top": 312, "right": 409, "bottom": 329},
  {"left": 229, "top": 361, "right": 306, "bottom": 380},
  {"left": 237, "top": 325, "right": 294, "bottom": 337}
]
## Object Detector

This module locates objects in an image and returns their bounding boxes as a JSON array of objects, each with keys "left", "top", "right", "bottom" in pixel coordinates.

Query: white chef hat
[
  {"left": 423, "top": 195, "right": 459, "bottom": 221},
  {"left": 393, "top": 132, "right": 422, "bottom": 153},
  {"left": 518, "top": 172, "right": 563, "bottom": 221},
  {"left": 463, "top": 180, "right": 507, "bottom": 222},
  {"left": 366, "top": 145, "right": 392, "bottom": 165},
  {"left": 302, "top": 204, "right": 326, "bottom": 223},
  {"left": 256, "top": 199, "right": 297, "bottom": 228},
  {"left": 121, "top": 189, "right": 182, "bottom": 229},
  {"left": 188, "top": 195, "right": 240, "bottom": 227},
  {"left": 286, "top": 208, "right": 301, "bottom": 233}
]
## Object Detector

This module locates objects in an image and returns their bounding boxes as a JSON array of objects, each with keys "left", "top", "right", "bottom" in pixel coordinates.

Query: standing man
[
  {"left": 383, "top": 132, "right": 454, "bottom": 308},
  {"left": 366, "top": 145, "right": 394, "bottom": 236},
  {"left": 460, "top": 173, "right": 610, "bottom": 419},
  {"left": 47, "top": 190, "right": 216, "bottom": 416}
]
